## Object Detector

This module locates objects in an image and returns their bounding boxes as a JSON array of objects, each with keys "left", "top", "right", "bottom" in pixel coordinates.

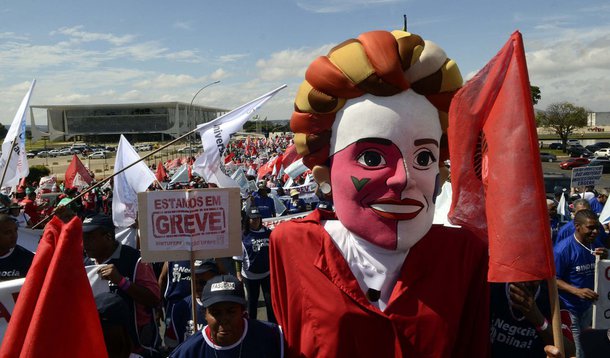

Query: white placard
[
  {"left": 571, "top": 165, "right": 603, "bottom": 187},
  {"left": 138, "top": 188, "right": 242, "bottom": 262},
  {"left": 593, "top": 259, "right": 610, "bottom": 329}
]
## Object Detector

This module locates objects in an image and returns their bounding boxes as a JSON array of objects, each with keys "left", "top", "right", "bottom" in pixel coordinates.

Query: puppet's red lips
[{"left": 369, "top": 198, "right": 424, "bottom": 220}]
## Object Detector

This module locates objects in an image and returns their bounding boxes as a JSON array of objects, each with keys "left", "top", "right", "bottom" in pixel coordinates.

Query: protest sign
[
  {"left": 138, "top": 188, "right": 242, "bottom": 262},
  {"left": 570, "top": 165, "right": 603, "bottom": 188},
  {"left": 593, "top": 259, "right": 610, "bottom": 329}
]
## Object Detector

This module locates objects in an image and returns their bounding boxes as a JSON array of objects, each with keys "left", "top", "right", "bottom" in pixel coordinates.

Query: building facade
[{"left": 30, "top": 102, "right": 228, "bottom": 141}]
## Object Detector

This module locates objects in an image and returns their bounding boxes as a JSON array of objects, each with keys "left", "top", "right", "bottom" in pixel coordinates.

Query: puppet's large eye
[
  {"left": 414, "top": 149, "right": 436, "bottom": 169},
  {"left": 357, "top": 150, "right": 386, "bottom": 167}
]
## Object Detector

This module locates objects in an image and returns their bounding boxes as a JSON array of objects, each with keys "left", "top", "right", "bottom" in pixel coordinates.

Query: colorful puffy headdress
[{"left": 290, "top": 30, "right": 463, "bottom": 170}]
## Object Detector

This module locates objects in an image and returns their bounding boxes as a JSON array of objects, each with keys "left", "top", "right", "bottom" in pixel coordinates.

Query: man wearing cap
[
  {"left": 168, "top": 260, "right": 220, "bottom": 345},
  {"left": 20, "top": 189, "right": 41, "bottom": 226},
  {"left": 7, "top": 202, "right": 31, "bottom": 228},
  {"left": 0, "top": 214, "right": 34, "bottom": 281},
  {"left": 82, "top": 213, "right": 161, "bottom": 355},
  {"left": 169, "top": 274, "right": 284, "bottom": 358},
  {"left": 285, "top": 189, "right": 306, "bottom": 215},
  {"left": 252, "top": 183, "right": 276, "bottom": 218},
  {"left": 235, "top": 207, "right": 276, "bottom": 323}
]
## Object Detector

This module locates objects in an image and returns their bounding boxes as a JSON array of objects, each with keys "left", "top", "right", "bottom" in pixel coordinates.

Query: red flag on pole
[
  {"left": 155, "top": 161, "right": 167, "bottom": 182},
  {"left": 64, "top": 154, "right": 93, "bottom": 189},
  {"left": 0, "top": 216, "right": 107, "bottom": 357},
  {"left": 448, "top": 31, "right": 554, "bottom": 282},
  {"left": 281, "top": 144, "right": 302, "bottom": 169}
]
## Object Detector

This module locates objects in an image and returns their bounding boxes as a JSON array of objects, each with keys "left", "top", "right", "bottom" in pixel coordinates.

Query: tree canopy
[{"left": 536, "top": 102, "right": 588, "bottom": 147}]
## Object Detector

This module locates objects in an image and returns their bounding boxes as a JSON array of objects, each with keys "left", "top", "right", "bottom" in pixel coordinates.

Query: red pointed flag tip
[
  {"left": 448, "top": 31, "right": 554, "bottom": 282},
  {"left": 1, "top": 216, "right": 107, "bottom": 357},
  {"left": 156, "top": 161, "right": 167, "bottom": 182},
  {"left": 64, "top": 154, "right": 93, "bottom": 189}
]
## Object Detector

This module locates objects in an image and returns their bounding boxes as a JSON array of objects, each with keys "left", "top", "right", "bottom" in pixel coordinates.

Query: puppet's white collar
[{"left": 323, "top": 220, "right": 408, "bottom": 311}]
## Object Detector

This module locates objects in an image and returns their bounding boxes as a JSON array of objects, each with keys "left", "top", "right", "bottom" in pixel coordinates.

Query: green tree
[
  {"left": 530, "top": 85, "right": 541, "bottom": 105},
  {"left": 536, "top": 102, "right": 588, "bottom": 149},
  {"left": 27, "top": 165, "right": 51, "bottom": 184}
]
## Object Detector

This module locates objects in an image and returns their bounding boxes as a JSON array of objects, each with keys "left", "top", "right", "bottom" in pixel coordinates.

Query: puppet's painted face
[{"left": 329, "top": 90, "right": 441, "bottom": 251}]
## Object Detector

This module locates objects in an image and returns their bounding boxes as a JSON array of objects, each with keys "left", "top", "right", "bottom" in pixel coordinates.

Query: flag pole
[
  {"left": 0, "top": 137, "right": 19, "bottom": 189},
  {"left": 190, "top": 251, "right": 198, "bottom": 330},
  {"left": 547, "top": 277, "right": 565, "bottom": 356},
  {"left": 32, "top": 126, "right": 201, "bottom": 229}
]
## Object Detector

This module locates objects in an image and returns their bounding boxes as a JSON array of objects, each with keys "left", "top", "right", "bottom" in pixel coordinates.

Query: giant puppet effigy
[
  {"left": 269, "top": 29, "right": 556, "bottom": 357},
  {"left": 268, "top": 29, "right": 489, "bottom": 357}
]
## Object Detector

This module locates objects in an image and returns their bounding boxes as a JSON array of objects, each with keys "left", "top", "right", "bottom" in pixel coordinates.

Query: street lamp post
[{"left": 188, "top": 80, "right": 220, "bottom": 157}]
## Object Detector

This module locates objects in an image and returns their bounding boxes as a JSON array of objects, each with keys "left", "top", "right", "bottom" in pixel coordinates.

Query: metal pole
[
  {"left": 188, "top": 81, "right": 220, "bottom": 158},
  {"left": 0, "top": 136, "right": 20, "bottom": 188}
]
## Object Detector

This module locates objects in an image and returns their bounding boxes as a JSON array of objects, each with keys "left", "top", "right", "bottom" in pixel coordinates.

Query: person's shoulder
[
  {"left": 169, "top": 332, "right": 206, "bottom": 357},
  {"left": 271, "top": 210, "right": 324, "bottom": 239},
  {"left": 13, "top": 245, "right": 34, "bottom": 258},
  {"left": 247, "top": 319, "right": 283, "bottom": 345}
]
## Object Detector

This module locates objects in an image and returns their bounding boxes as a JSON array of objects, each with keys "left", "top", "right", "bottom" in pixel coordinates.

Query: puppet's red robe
[{"left": 270, "top": 209, "right": 489, "bottom": 358}]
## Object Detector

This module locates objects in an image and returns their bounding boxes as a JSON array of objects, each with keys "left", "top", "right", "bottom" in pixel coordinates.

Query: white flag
[
  {"left": 284, "top": 158, "right": 308, "bottom": 179},
  {"left": 0, "top": 80, "right": 35, "bottom": 188},
  {"left": 193, "top": 85, "right": 286, "bottom": 186},
  {"left": 169, "top": 164, "right": 189, "bottom": 184},
  {"left": 112, "top": 135, "right": 156, "bottom": 227}
]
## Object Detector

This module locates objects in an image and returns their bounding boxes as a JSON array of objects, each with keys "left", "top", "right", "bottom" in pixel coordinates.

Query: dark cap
[
  {"left": 202, "top": 275, "right": 247, "bottom": 308},
  {"left": 247, "top": 207, "right": 262, "bottom": 219},
  {"left": 82, "top": 214, "right": 115, "bottom": 233},
  {"left": 194, "top": 259, "right": 220, "bottom": 275}
]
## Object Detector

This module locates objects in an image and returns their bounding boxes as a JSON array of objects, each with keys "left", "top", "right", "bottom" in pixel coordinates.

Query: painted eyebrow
[
  {"left": 355, "top": 137, "right": 392, "bottom": 146},
  {"left": 414, "top": 138, "right": 439, "bottom": 147}
]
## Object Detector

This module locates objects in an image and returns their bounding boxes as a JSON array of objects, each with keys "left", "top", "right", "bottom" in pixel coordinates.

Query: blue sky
[{"left": 1, "top": 0, "right": 610, "bottom": 126}]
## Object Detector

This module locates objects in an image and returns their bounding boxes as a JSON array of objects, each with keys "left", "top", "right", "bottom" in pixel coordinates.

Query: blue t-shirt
[
  {"left": 589, "top": 197, "right": 604, "bottom": 215},
  {"left": 170, "top": 296, "right": 207, "bottom": 344},
  {"left": 554, "top": 220, "right": 607, "bottom": 248},
  {"left": 253, "top": 196, "right": 275, "bottom": 218},
  {"left": 165, "top": 260, "right": 192, "bottom": 303},
  {"left": 554, "top": 236, "right": 597, "bottom": 314},
  {"left": 242, "top": 228, "right": 272, "bottom": 276},
  {"left": 169, "top": 319, "right": 283, "bottom": 358}
]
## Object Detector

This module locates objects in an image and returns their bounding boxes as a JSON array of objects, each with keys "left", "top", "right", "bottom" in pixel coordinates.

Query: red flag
[
  {"left": 155, "top": 161, "right": 167, "bottom": 182},
  {"left": 0, "top": 216, "right": 107, "bottom": 357},
  {"left": 281, "top": 144, "right": 302, "bottom": 169},
  {"left": 224, "top": 152, "right": 235, "bottom": 164},
  {"left": 448, "top": 31, "right": 554, "bottom": 282},
  {"left": 64, "top": 154, "right": 93, "bottom": 188}
]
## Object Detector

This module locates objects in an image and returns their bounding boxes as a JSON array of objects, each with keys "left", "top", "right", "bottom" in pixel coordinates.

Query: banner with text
[
  {"left": 138, "top": 188, "right": 242, "bottom": 262},
  {"left": 571, "top": 165, "right": 603, "bottom": 188}
]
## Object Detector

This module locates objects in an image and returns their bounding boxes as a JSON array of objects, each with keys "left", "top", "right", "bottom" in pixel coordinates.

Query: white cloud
[
  {"left": 210, "top": 68, "right": 229, "bottom": 80},
  {"left": 526, "top": 26, "right": 610, "bottom": 112},
  {"left": 218, "top": 53, "right": 248, "bottom": 63},
  {"left": 173, "top": 21, "right": 193, "bottom": 30},
  {"left": 0, "top": 32, "right": 29, "bottom": 41},
  {"left": 296, "top": 0, "right": 399, "bottom": 14},
  {"left": 51, "top": 26, "right": 136, "bottom": 46},
  {"left": 255, "top": 44, "right": 333, "bottom": 81}
]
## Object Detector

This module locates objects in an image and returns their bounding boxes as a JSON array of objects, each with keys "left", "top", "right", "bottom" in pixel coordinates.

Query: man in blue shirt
[
  {"left": 169, "top": 275, "right": 283, "bottom": 358},
  {"left": 252, "top": 184, "right": 276, "bottom": 218},
  {"left": 555, "top": 199, "right": 608, "bottom": 248},
  {"left": 554, "top": 209, "right": 608, "bottom": 357}
]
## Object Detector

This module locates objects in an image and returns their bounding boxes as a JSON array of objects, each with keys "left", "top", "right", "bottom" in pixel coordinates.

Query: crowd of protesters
[{"left": 4, "top": 130, "right": 610, "bottom": 356}]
